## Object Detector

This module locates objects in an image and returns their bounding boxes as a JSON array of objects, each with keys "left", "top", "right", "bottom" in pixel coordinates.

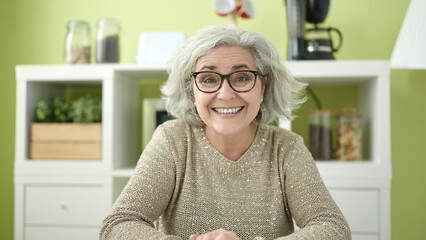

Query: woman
[{"left": 100, "top": 24, "right": 351, "bottom": 240}]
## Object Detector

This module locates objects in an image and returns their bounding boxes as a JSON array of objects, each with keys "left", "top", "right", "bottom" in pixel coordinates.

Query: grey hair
[{"left": 161, "top": 24, "right": 307, "bottom": 126}]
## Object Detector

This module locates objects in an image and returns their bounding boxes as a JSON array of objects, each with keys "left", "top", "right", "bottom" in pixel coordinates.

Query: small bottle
[
  {"left": 336, "top": 108, "right": 362, "bottom": 161},
  {"left": 95, "top": 18, "right": 120, "bottom": 63},
  {"left": 308, "top": 109, "right": 332, "bottom": 160},
  {"left": 65, "top": 20, "right": 91, "bottom": 64}
]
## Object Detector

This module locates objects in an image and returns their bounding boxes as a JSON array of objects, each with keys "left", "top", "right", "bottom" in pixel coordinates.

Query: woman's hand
[{"left": 189, "top": 228, "right": 241, "bottom": 240}]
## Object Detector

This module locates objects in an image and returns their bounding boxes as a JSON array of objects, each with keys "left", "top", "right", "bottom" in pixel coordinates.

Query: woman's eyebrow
[
  {"left": 198, "top": 64, "right": 250, "bottom": 71},
  {"left": 231, "top": 64, "right": 250, "bottom": 70},
  {"left": 199, "top": 65, "right": 217, "bottom": 71}
]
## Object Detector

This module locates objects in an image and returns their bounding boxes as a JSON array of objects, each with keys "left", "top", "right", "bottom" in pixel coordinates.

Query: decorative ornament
[{"left": 213, "top": 0, "right": 257, "bottom": 25}]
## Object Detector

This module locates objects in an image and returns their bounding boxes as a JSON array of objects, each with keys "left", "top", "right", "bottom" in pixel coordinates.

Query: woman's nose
[{"left": 217, "top": 79, "right": 236, "bottom": 99}]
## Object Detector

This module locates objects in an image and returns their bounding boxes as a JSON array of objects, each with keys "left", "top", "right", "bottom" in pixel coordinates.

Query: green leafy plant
[
  {"left": 34, "top": 95, "right": 101, "bottom": 123},
  {"left": 35, "top": 97, "right": 72, "bottom": 122},
  {"left": 52, "top": 97, "right": 72, "bottom": 122},
  {"left": 35, "top": 100, "right": 51, "bottom": 122},
  {"left": 68, "top": 95, "right": 102, "bottom": 123}
]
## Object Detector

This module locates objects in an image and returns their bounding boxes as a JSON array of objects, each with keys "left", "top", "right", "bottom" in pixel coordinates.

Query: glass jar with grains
[
  {"left": 309, "top": 109, "right": 333, "bottom": 160},
  {"left": 65, "top": 20, "right": 91, "bottom": 64},
  {"left": 95, "top": 18, "right": 120, "bottom": 63}
]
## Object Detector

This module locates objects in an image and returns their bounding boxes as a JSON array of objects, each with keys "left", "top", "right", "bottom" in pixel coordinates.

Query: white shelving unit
[
  {"left": 284, "top": 60, "right": 391, "bottom": 240},
  {"left": 14, "top": 60, "right": 391, "bottom": 240}
]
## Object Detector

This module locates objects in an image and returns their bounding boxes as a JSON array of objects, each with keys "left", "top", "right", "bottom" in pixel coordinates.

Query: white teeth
[{"left": 214, "top": 107, "right": 242, "bottom": 114}]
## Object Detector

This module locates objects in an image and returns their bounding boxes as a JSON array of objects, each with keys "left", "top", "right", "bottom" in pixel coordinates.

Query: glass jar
[
  {"left": 95, "top": 18, "right": 120, "bottom": 63},
  {"left": 336, "top": 108, "right": 362, "bottom": 161},
  {"left": 308, "top": 109, "right": 332, "bottom": 160},
  {"left": 65, "top": 20, "right": 91, "bottom": 64}
]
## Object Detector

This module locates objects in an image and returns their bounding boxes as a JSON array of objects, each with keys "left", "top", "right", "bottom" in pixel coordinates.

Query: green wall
[
  {"left": 0, "top": 1, "right": 18, "bottom": 240},
  {"left": 1, "top": 0, "right": 425, "bottom": 239}
]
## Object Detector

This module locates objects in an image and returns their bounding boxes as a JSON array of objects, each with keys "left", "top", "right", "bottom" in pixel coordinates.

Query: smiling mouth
[{"left": 213, "top": 107, "right": 244, "bottom": 114}]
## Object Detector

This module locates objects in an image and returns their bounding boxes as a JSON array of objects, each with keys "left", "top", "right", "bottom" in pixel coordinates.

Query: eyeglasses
[{"left": 191, "top": 70, "right": 264, "bottom": 93}]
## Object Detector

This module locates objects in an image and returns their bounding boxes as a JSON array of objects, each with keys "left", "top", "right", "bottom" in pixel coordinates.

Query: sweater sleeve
[
  {"left": 99, "top": 124, "right": 182, "bottom": 240},
  {"left": 278, "top": 136, "right": 351, "bottom": 240}
]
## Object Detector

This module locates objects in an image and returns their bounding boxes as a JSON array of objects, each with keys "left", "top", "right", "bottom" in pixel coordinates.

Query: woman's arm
[
  {"left": 281, "top": 136, "right": 351, "bottom": 240},
  {"left": 99, "top": 125, "right": 182, "bottom": 240}
]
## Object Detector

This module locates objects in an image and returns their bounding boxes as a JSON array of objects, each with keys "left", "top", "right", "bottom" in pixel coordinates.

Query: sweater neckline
[{"left": 196, "top": 123, "right": 268, "bottom": 167}]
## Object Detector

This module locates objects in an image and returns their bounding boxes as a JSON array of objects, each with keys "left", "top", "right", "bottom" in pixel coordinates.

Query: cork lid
[
  {"left": 337, "top": 108, "right": 361, "bottom": 119},
  {"left": 309, "top": 109, "right": 332, "bottom": 116}
]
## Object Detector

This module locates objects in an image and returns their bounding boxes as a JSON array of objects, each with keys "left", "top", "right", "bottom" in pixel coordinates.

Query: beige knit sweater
[{"left": 100, "top": 120, "right": 351, "bottom": 240}]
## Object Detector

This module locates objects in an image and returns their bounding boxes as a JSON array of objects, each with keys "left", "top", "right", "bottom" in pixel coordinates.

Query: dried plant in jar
[{"left": 336, "top": 108, "right": 362, "bottom": 161}]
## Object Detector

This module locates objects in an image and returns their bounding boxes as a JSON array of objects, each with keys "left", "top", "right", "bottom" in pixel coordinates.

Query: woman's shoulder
[
  {"left": 158, "top": 119, "right": 187, "bottom": 129},
  {"left": 259, "top": 123, "right": 307, "bottom": 153},
  {"left": 156, "top": 119, "right": 188, "bottom": 137},
  {"left": 156, "top": 119, "right": 200, "bottom": 143},
  {"left": 260, "top": 123, "right": 302, "bottom": 142}
]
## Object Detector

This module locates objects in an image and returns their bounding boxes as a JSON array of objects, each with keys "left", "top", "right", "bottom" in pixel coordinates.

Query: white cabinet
[
  {"left": 330, "top": 189, "right": 380, "bottom": 233},
  {"left": 284, "top": 60, "right": 391, "bottom": 239},
  {"left": 25, "top": 226, "right": 100, "bottom": 240},
  {"left": 14, "top": 61, "right": 391, "bottom": 239},
  {"left": 25, "top": 185, "right": 105, "bottom": 226},
  {"left": 14, "top": 64, "right": 165, "bottom": 240}
]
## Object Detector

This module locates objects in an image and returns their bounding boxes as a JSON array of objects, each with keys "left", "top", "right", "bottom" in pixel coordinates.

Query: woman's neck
[{"left": 204, "top": 123, "right": 258, "bottom": 161}]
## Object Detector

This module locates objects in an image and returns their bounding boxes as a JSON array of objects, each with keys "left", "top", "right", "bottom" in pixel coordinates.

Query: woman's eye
[
  {"left": 236, "top": 76, "right": 249, "bottom": 82},
  {"left": 234, "top": 74, "right": 251, "bottom": 82},
  {"left": 202, "top": 77, "right": 218, "bottom": 84}
]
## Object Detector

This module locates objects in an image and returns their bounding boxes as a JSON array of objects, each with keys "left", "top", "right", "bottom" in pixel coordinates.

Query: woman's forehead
[{"left": 195, "top": 46, "right": 256, "bottom": 71}]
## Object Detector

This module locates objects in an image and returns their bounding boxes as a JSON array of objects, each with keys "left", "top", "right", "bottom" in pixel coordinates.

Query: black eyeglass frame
[{"left": 191, "top": 70, "right": 265, "bottom": 93}]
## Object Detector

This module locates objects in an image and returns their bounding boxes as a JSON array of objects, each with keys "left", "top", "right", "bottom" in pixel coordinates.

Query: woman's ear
[{"left": 261, "top": 75, "right": 268, "bottom": 95}]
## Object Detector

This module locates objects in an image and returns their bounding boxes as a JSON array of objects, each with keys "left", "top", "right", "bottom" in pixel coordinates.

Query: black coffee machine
[{"left": 286, "top": 0, "right": 342, "bottom": 60}]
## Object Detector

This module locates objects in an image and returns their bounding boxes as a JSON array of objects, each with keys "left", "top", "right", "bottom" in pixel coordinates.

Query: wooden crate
[{"left": 30, "top": 123, "right": 102, "bottom": 160}]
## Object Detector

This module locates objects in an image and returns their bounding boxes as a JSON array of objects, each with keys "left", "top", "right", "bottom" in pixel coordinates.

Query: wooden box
[{"left": 30, "top": 123, "right": 102, "bottom": 160}]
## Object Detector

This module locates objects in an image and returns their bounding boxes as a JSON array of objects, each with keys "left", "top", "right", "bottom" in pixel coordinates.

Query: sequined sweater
[{"left": 100, "top": 120, "right": 351, "bottom": 240}]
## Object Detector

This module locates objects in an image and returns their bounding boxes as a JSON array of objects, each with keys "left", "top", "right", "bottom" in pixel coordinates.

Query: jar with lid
[
  {"left": 95, "top": 18, "right": 120, "bottom": 63},
  {"left": 336, "top": 108, "right": 362, "bottom": 161},
  {"left": 308, "top": 109, "right": 332, "bottom": 160},
  {"left": 65, "top": 20, "right": 91, "bottom": 64}
]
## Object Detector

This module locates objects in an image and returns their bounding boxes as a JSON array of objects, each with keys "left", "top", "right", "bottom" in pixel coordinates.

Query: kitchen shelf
[{"left": 14, "top": 61, "right": 391, "bottom": 240}]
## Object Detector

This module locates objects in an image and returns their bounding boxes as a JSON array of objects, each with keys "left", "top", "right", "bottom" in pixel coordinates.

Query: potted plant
[{"left": 30, "top": 96, "right": 102, "bottom": 160}]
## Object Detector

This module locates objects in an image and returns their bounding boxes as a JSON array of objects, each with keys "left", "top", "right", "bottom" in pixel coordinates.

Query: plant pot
[{"left": 30, "top": 122, "right": 102, "bottom": 160}]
